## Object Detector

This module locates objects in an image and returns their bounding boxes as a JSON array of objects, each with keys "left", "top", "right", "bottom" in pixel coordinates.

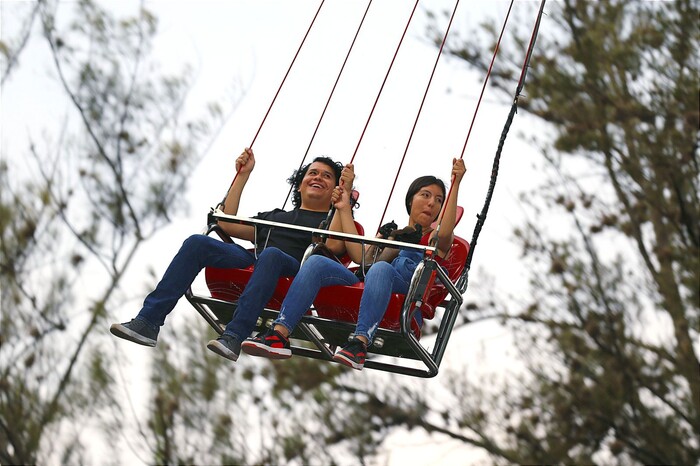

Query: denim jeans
[
  {"left": 222, "top": 246, "right": 299, "bottom": 340},
  {"left": 274, "top": 250, "right": 422, "bottom": 344},
  {"left": 137, "top": 234, "right": 300, "bottom": 340}
]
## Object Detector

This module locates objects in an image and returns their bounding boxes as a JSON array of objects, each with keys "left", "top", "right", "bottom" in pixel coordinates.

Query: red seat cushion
[
  {"left": 313, "top": 236, "right": 470, "bottom": 339},
  {"left": 204, "top": 227, "right": 468, "bottom": 341},
  {"left": 205, "top": 221, "right": 365, "bottom": 309},
  {"left": 206, "top": 266, "right": 293, "bottom": 310},
  {"left": 314, "top": 282, "right": 424, "bottom": 338}
]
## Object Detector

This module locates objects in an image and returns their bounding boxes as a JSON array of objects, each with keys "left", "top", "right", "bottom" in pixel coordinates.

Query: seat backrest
[
  {"left": 442, "top": 235, "right": 470, "bottom": 282},
  {"left": 421, "top": 235, "right": 469, "bottom": 319},
  {"left": 206, "top": 220, "right": 365, "bottom": 302},
  {"left": 430, "top": 205, "right": 464, "bottom": 230}
]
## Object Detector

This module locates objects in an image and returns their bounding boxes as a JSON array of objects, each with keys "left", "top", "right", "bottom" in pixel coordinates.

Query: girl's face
[{"left": 409, "top": 184, "right": 444, "bottom": 228}]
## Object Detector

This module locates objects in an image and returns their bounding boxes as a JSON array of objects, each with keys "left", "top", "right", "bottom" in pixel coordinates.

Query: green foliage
[
  {"left": 0, "top": 0, "right": 231, "bottom": 463},
  {"left": 144, "top": 315, "right": 361, "bottom": 464},
  {"left": 327, "top": 0, "right": 699, "bottom": 464}
]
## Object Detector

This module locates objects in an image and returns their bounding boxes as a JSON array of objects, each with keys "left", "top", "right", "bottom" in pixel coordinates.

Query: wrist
[{"left": 238, "top": 170, "right": 251, "bottom": 178}]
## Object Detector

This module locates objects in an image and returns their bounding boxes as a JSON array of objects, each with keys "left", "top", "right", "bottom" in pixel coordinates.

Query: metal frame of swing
[{"left": 185, "top": 210, "right": 468, "bottom": 378}]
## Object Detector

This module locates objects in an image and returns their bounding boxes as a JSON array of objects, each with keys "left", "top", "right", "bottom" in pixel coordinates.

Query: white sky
[{"left": 2, "top": 1, "right": 547, "bottom": 464}]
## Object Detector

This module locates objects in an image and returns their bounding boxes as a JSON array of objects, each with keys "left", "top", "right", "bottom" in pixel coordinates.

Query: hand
[
  {"left": 378, "top": 220, "right": 398, "bottom": 239},
  {"left": 340, "top": 163, "right": 354, "bottom": 188},
  {"left": 451, "top": 157, "right": 466, "bottom": 183},
  {"left": 235, "top": 147, "right": 255, "bottom": 174},
  {"left": 390, "top": 224, "right": 423, "bottom": 244},
  {"left": 332, "top": 186, "right": 351, "bottom": 211}
]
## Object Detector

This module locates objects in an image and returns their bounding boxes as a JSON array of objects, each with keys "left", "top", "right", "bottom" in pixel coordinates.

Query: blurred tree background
[
  {"left": 142, "top": 1, "right": 699, "bottom": 464},
  {"left": 0, "top": 0, "right": 234, "bottom": 463},
  {"left": 336, "top": 0, "right": 697, "bottom": 463},
  {"left": 1, "top": 0, "right": 697, "bottom": 465}
]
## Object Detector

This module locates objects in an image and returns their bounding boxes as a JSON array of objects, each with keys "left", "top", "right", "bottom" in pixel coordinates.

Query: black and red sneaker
[
  {"left": 241, "top": 328, "right": 291, "bottom": 359},
  {"left": 332, "top": 337, "right": 367, "bottom": 370}
]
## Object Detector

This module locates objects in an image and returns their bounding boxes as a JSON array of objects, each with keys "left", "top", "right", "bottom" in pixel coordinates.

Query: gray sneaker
[
  {"left": 207, "top": 334, "right": 242, "bottom": 362},
  {"left": 110, "top": 318, "right": 159, "bottom": 347}
]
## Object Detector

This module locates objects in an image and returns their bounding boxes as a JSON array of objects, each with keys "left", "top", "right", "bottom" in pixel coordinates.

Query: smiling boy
[{"left": 110, "top": 147, "right": 354, "bottom": 361}]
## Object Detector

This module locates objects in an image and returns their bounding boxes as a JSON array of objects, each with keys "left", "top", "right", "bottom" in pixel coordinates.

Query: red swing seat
[
  {"left": 190, "top": 212, "right": 470, "bottom": 377},
  {"left": 204, "top": 221, "right": 365, "bottom": 310},
  {"left": 205, "top": 267, "right": 291, "bottom": 310},
  {"left": 312, "top": 235, "right": 469, "bottom": 340}
]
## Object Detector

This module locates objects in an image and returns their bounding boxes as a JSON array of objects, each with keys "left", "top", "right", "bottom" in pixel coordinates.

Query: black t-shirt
[{"left": 252, "top": 208, "right": 328, "bottom": 262}]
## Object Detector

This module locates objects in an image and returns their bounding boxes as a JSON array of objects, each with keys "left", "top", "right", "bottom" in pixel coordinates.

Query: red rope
[
  {"left": 282, "top": 0, "right": 374, "bottom": 210},
  {"left": 516, "top": 0, "right": 546, "bottom": 95},
  {"left": 376, "top": 0, "right": 461, "bottom": 233},
  {"left": 217, "top": 1, "right": 326, "bottom": 209},
  {"left": 349, "top": 0, "right": 420, "bottom": 164},
  {"left": 432, "top": 0, "right": 514, "bottom": 238},
  {"left": 459, "top": 0, "right": 514, "bottom": 160},
  {"left": 463, "top": 0, "right": 547, "bottom": 273},
  {"left": 249, "top": 1, "right": 326, "bottom": 149},
  {"left": 313, "top": 1, "right": 419, "bottom": 233}
]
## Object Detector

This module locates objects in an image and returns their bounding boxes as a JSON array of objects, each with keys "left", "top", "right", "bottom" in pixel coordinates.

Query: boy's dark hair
[
  {"left": 287, "top": 156, "right": 343, "bottom": 209},
  {"left": 404, "top": 175, "right": 446, "bottom": 220}
]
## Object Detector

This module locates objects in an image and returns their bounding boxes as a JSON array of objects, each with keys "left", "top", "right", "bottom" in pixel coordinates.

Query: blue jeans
[
  {"left": 137, "top": 234, "right": 300, "bottom": 340},
  {"left": 274, "top": 250, "right": 422, "bottom": 344}
]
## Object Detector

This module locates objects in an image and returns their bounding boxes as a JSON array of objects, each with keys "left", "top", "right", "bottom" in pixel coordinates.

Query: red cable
[
  {"left": 376, "top": 0, "right": 461, "bottom": 233},
  {"left": 349, "top": 0, "right": 420, "bottom": 164},
  {"left": 432, "top": 0, "right": 514, "bottom": 237},
  {"left": 312, "top": 1, "right": 419, "bottom": 234},
  {"left": 282, "top": 0, "right": 374, "bottom": 210},
  {"left": 249, "top": 0, "right": 326, "bottom": 149},
  {"left": 217, "top": 1, "right": 326, "bottom": 209},
  {"left": 459, "top": 0, "right": 514, "bottom": 160},
  {"left": 516, "top": 0, "right": 546, "bottom": 95}
]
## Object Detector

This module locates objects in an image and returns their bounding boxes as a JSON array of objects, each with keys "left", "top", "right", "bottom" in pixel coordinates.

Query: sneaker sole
[
  {"left": 332, "top": 353, "right": 364, "bottom": 370},
  {"left": 110, "top": 323, "right": 156, "bottom": 347},
  {"left": 206, "top": 339, "right": 239, "bottom": 362},
  {"left": 241, "top": 341, "right": 291, "bottom": 359}
]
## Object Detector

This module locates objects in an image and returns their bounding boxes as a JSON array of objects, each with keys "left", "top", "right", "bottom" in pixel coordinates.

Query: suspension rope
[
  {"left": 216, "top": 0, "right": 326, "bottom": 210},
  {"left": 430, "top": 0, "right": 515, "bottom": 245},
  {"left": 249, "top": 3, "right": 325, "bottom": 148},
  {"left": 349, "top": 0, "right": 420, "bottom": 164},
  {"left": 376, "top": 0, "right": 461, "bottom": 234},
  {"left": 462, "top": 0, "right": 547, "bottom": 284},
  {"left": 458, "top": 2, "right": 514, "bottom": 161},
  {"left": 282, "top": 0, "right": 374, "bottom": 210},
  {"left": 318, "top": 0, "right": 420, "bottom": 232}
]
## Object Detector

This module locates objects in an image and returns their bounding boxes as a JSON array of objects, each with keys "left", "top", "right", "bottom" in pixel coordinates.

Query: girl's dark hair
[
  {"left": 405, "top": 175, "right": 446, "bottom": 218},
  {"left": 287, "top": 156, "right": 343, "bottom": 208}
]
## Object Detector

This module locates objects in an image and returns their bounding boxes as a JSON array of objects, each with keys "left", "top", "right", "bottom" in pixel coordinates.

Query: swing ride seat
[
  {"left": 311, "top": 234, "right": 469, "bottom": 340},
  {"left": 312, "top": 206, "right": 467, "bottom": 339},
  {"left": 186, "top": 213, "right": 470, "bottom": 377},
  {"left": 199, "top": 220, "right": 365, "bottom": 323},
  {"left": 204, "top": 190, "right": 364, "bottom": 314}
]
